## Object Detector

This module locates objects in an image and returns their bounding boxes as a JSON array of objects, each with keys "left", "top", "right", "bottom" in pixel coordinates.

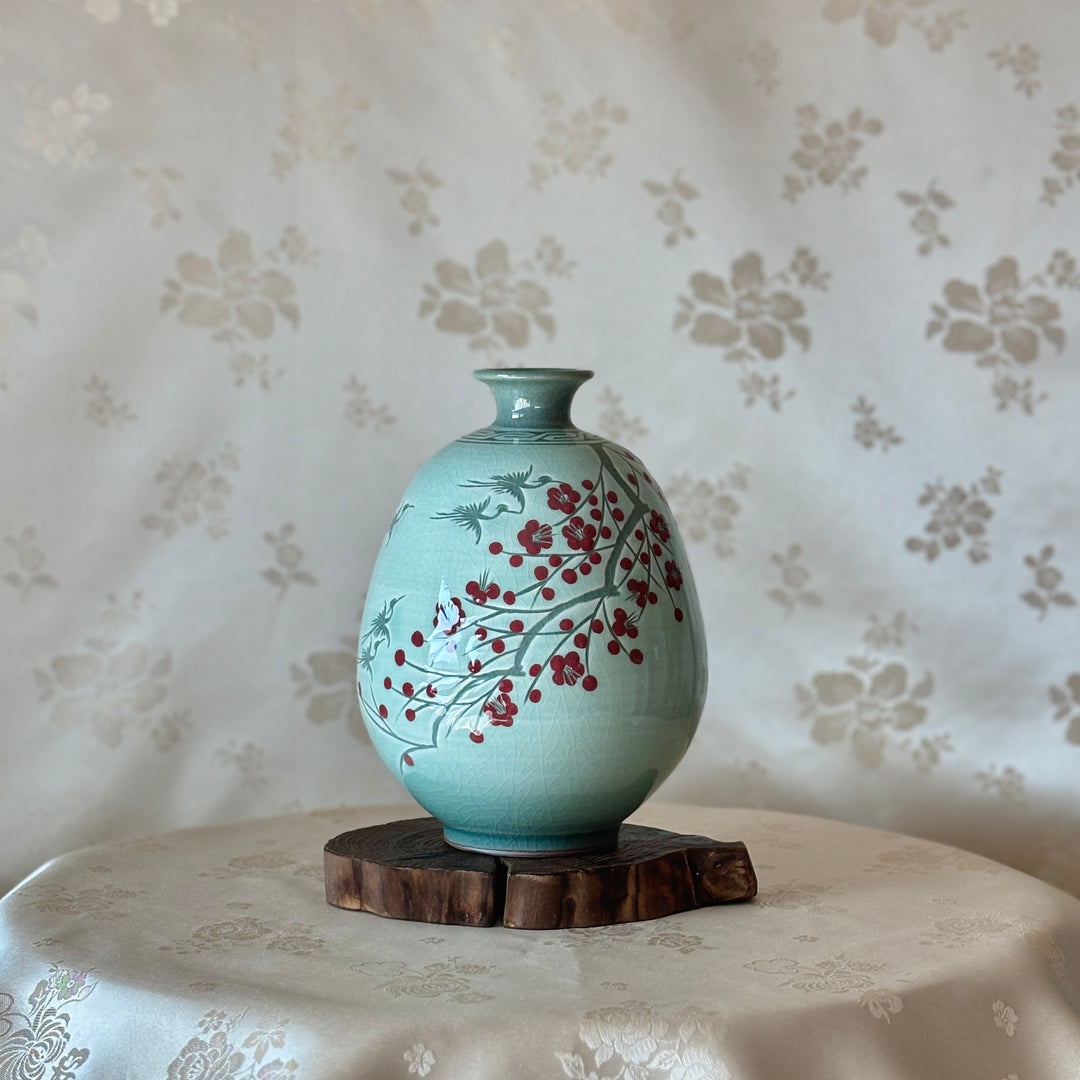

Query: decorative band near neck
[{"left": 473, "top": 368, "right": 594, "bottom": 430}]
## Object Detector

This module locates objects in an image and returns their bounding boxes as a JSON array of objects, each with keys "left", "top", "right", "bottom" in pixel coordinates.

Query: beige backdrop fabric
[{"left": 1, "top": 0, "right": 1079, "bottom": 898}]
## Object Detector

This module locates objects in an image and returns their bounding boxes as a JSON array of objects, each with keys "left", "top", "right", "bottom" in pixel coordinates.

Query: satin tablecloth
[{"left": 2, "top": 803, "right": 1079, "bottom": 1079}]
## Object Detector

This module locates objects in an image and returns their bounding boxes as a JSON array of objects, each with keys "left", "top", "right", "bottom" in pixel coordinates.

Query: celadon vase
[{"left": 356, "top": 368, "right": 706, "bottom": 855}]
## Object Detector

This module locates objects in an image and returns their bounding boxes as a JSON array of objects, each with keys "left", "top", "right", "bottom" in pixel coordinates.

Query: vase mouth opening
[{"left": 473, "top": 368, "right": 593, "bottom": 429}]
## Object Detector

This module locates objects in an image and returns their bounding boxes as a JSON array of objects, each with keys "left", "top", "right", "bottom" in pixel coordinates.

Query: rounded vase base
[{"left": 441, "top": 824, "right": 620, "bottom": 858}]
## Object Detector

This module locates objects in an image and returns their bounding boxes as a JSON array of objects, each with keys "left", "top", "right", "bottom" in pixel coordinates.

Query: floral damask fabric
[
  {"left": 2, "top": 804, "right": 1079, "bottom": 1078},
  {"left": 1, "top": 1, "right": 1079, "bottom": 898}
]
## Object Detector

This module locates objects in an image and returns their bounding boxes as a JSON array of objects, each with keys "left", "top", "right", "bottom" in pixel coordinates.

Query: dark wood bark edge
[{"left": 324, "top": 818, "right": 756, "bottom": 929}]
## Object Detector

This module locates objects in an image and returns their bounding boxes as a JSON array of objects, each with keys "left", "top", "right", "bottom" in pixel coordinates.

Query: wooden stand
[{"left": 324, "top": 818, "right": 757, "bottom": 929}]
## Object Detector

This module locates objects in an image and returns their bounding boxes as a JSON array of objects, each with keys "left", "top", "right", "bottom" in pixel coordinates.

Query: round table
[{"left": 2, "top": 803, "right": 1079, "bottom": 1079}]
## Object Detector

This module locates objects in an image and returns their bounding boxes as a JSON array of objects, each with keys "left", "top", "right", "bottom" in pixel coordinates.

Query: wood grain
[{"left": 325, "top": 818, "right": 756, "bottom": 929}]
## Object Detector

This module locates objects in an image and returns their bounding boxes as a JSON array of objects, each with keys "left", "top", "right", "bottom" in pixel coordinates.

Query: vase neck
[{"left": 474, "top": 368, "right": 593, "bottom": 430}]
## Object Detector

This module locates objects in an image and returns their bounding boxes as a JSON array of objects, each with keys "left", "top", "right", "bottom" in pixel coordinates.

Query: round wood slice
[{"left": 324, "top": 818, "right": 757, "bottom": 929}]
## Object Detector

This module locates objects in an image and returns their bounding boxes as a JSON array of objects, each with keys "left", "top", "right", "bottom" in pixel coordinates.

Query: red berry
[
  {"left": 607, "top": 491, "right": 618, "bottom": 503},
  {"left": 403, "top": 682, "right": 414, "bottom": 696},
  {"left": 499, "top": 678, "right": 514, "bottom": 693},
  {"left": 411, "top": 631, "right": 424, "bottom": 648},
  {"left": 403, "top": 753, "right": 414, "bottom": 766},
  {"left": 580, "top": 564, "right": 592, "bottom": 576},
  {"left": 394, "top": 649, "right": 405, "bottom": 666},
  {"left": 635, "top": 529, "right": 644, "bottom": 541},
  {"left": 588, "top": 494, "right": 598, "bottom": 505},
  {"left": 509, "top": 619, "right": 524, "bottom": 633},
  {"left": 509, "top": 554, "right": 523, "bottom": 568},
  {"left": 470, "top": 731, "right": 484, "bottom": 744},
  {"left": 503, "top": 591, "right": 516, "bottom": 604},
  {"left": 607, "top": 640, "right": 620, "bottom": 655},
  {"left": 574, "top": 633, "right": 588, "bottom": 649},
  {"left": 542, "top": 587, "right": 555, "bottom": 601},
  {"left": 640, "top": 552, "right": 650, "bottom": 565},
  {"left": 426, "top": 684, "right": 437, "bottom": 697},
  {"left": 591, "top": 619, "right": 604, "bottom": 634},
  {"left": 652, "top": 543, "right": 662, "bottom": 556},
  {"left": 562, "top": 568, "right": 578, "bottom": 585},
  {"left": 582, "top": 479, "right": 594, "bottom": 490},
  {"left": 383, "top": 676, "right": 392, "bottom": 689},
  {"left": 405, "top": 708, "right": 416, "bottom": 721},
  {"left": 529, "top": 663, "right": 542, "bottom": 676},
  {"left": 475, "top": 627, "right": 487, "bottom": 641},
  {"left": 600, "top": 526, "right": 612, "bottom": 540},
  {"left": 589, "top": 551, "right": 602, "bottom": 564},
  {"left": 629, "top": 649, "right": 643, "bottom": 665},
  {"left": 491, "top": 639, "right": 505, "bottom": 654},
  {"left": 648, "top": 592, "right": 658, "bottom": 604},
  {"left": 582, "top": 675, "right": 598, "bottom": 692},
  {"left": 468, "top": 659, "right": 482, "bottom": 674},
  {"left": 628, "top": 473, "right": 638, "bottom": 485},
  {"left": 612, "top": 508, "right": 625, "bottom": 522},
  {"left": 487, "top": 583, "right": 500, "bottom": 599},
  {"left": 560, "top": 618, "right": 574, "bottom": 631},
  {"left": 548, "top": 554, "right": 562, "bottom": 567},
  {"left": 675, "top": 608, "right": 684, "bottom": 622},
  {"left": 378, "top": 704, "right": 388, "bottom": 718},
  {"left": 489, "top": 541, "right": 503, "bottom": 555},
  {"left": 534, "top": 566, "right": 548, "bottom": 581},
  {"left": 620, "top": 558, "right": 633, "bottom": 571},
  {"left": 590, "top": 508, "right": 603, "bottom": 521},
  {"left": 529, "top": 689, "right": 541, "bottom": 703}
]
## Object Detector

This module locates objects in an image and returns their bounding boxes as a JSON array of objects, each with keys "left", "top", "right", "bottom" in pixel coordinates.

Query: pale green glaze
[{"left": 357, "top": 369, "right": 706, "bottom": 855}]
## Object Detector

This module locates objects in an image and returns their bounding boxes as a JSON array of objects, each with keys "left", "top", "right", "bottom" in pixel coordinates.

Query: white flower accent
[
  {"left": 993, "top": 1000, "right": 1018, "bottom": 1035},
  {"left": 18, "top": 83, "right": 111, "bottom": 169},
  {"left": 859, "top": 988, "right": 903, "bottom": 1022},
  {"left": 404, "top": 1042, "right": 435, "bottom": 1076}
]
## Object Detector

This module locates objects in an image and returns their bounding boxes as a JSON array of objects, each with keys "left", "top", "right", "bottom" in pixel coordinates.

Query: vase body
[{"left": 357, "top": 369, "right": 707, "bottom": 855}]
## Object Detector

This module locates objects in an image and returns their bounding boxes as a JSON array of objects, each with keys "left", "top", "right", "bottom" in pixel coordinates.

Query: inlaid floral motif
[
  {"left": 1041, "top": 105, "right": 1080, "bottom": 205},
  {"left": 993, "top": 1000, "right": 1019, "bottom": 1035},
  {"left": 85, "top": 375, "right": 136, "bottom": 428},
  {"left": 1049, "top": 674, "right": 1080, "bottom": 745},
  {"left": 162, "top": 228, "right": 314, "bottom": 388},
  {"left": 796, "top": 613, "right": 944, "bottom": 770},
  {"left": 556, "top": 1003, "right": 729, "bottom": 1080},
  {"left": 746, "top": 954, "right": 903, "bottom": 1019},
  {"left": 731, "top": 38, "right": 780, "bottom": 94},
  {"left": 344, "top": 375, "right": 395, "bottom": 430},
  {"left": 22, "top": 883, "right": 137, "bottom": 918},
  {"left": 0, "top": 226, "right": 48, "bottom": 349},
  {"left": 261, "top": 522, "right": 318, "bottom": 594},
  {"left": 822, "top": 0, "right": 966, "bottom": 50},
  {"left": 33, "top": 593, "right": 187, "bottom": 750},
  {"left": 927, "top": 255, "right": 1073, "bottom": 411},
  {"left": 920, "top": 913, "right": 1013, "bottom": 948},
  {"left": 17, "top": 83, "right": 110, "bottom": 169},
  {"left": 642, "top": 171, "right": 698, "bottom": 247},
  {"left": 271, "top": 79, "right": 369, "bottom": 179},
  {"left": 0, "top": 966, "right": 95, "bottom": 1080},
  {"left": 419, "top": 238, "right": 563, "bottom": 354},
  {"left": 360, "top": 449, "right": 693, "bottom": 756},
  {"left": 387, "top": 162, "right": 442, "bottom": 235},
  {"left": 674, "top": 249, "right": 827, "bottom": 407},
  {"left": 142, "top": 442, "right": 241, "bottom": 539},
  {"left": 164, "top": 1010, "right": 298, "bottom": 1080},
  {"left": 291, "top": 637, "right": 369, "bottom": 741},
  {"left": 1021, "top": 544, "right": 1075, "bottom": 619},
  {"left": 898, "top": 181, "right": 954, "bottom": 255},
  {"left": 130, "top": 164, "right": 183, "bottom": 228},
  {"left": 852, "top": 396, "right": 902, "bottom": 450},
  {"left": 529, "top": 93, "right": 628, "bottom": 191},
  {"left": 989, "top": 43, "right": 1041, "bottom": 97},
  {"left": 767, "top": 543, "right": 824, "bottom": 617},
  {"left": 665, "top": 464, "right": 749, "bottom": 559},
  {"left": 3, "top": 526, "right": 58, "bottom": 600},
  {"left": 594, "top": 386, "right": 647, "bottom": 443},
  {"left": 783, "top": 106, "right": 883, "bottom": 202},
  {"left": 905, "top": 467, "right": 1001, "bottom": 562}
]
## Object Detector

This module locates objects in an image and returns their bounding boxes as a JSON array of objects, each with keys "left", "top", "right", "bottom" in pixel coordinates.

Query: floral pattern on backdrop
[{"left": 0, "top": 0, "right": 1078, "bottom": 904}]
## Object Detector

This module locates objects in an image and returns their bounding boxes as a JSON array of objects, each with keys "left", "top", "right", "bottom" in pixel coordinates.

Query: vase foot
[{"left": 441, "top": 824, "right": 620, "bottom": 858}]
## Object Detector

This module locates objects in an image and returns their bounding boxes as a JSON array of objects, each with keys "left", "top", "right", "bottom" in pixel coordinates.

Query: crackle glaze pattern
[{"left": 357, "top": 371, "right": 705, "bottom": 852}]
